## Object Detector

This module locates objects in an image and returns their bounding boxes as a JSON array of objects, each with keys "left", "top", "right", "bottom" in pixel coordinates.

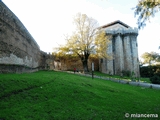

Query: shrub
[
  {"left": 121, "top": 70, "right": 131, "bottom": 77},
  {"left": 140, "top": 65, "right": 160, "bottom": 77},
  {"left": 150, "top": 75, "right": 160, "bottom": 84},
  {"left": 130, "top": 71, "right": 136, "bottom": 81}
]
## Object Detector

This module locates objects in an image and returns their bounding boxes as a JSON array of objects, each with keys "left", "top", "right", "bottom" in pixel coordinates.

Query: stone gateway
[{"left": 99, "top": 20, "right": 140, "bottom": 77}]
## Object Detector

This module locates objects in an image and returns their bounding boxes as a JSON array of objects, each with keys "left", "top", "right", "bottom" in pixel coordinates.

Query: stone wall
[
  {"left": 54, "top": 57, "right": 99, "bottom": 72},
  {"left": 0, "top": 1, "right": 48, "bottom": 73},
  {"left": 0, "top": 64, "right": 38, "bottom": 73},
  {"left": 39, "top": 52, "right": 55, "bottom": 70}
]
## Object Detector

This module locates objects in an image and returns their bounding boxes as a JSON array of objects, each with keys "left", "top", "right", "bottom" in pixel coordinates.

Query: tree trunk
[
  {"left": 82, "top": 59, "right": 89, "bottom": 73},
  {"left": 81, "top": 52, "right": 89, "bottom": 73}
]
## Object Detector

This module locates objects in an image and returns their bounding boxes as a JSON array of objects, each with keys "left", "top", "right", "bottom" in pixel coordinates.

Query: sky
[{"left": 2, "top": 0, "right": 160, "bottom": 58}]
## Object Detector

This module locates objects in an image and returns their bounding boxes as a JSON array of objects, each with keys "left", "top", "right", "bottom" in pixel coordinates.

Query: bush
[
  {"left": 150, "top": 75, "right": 160, "bottom": 84},
  {"left": 140, "top": 65, "right": 160, "bottom": 77},
  {"left": 121, "top": 70, "right": 131, "bottom": 77}
]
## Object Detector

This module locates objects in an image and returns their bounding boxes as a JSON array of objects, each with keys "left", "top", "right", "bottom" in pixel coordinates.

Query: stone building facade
[{"left": 99, "top": 20, "right": 140, "bottom": 77}]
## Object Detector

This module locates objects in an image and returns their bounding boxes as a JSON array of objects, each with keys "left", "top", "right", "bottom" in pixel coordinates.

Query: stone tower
[{"left": 99, "top": 20, "right": 140, "bottom": 77}]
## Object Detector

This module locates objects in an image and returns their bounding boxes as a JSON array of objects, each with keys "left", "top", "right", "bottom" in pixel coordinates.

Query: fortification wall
[
  {"left": 99, "top": 27, "right": 140, "bottom": 77},
  {"left": 53, "top": 56, "right": 99, "bottom": 72},
  {"left": 0, "top": 1, "right": 42, "bottom": 73}
]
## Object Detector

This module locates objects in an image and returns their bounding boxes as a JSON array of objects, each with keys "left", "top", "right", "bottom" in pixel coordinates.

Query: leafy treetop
[{"left": 133, "top": 0, "right": 160, "bottom": 29}]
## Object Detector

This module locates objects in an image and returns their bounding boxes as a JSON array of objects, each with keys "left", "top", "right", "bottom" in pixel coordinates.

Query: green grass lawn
[{"left": 0, "top": 71, "right": 159, "bottom": 120}]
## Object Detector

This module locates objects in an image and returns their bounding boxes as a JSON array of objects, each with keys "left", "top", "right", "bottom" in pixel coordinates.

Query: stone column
[
  {"left": 99, "top": 58, "right": 106, "bottom": 73},
  {"left": 106, "top": 38, "right": 113, "bottom": 75},
  {"left": 130, "top": 34, "right": 139, "bottom": 77},
  {"left": 123, "top": 35, "right": 132, "bottom": 71},
  {"left": 114, "top": 34, "right": 124, "bottom": 75}
]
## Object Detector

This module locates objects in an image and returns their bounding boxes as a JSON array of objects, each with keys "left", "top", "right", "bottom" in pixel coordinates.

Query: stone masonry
[
  {"left": 0, "top": 1, "right": 51, "bottom": 73},
  {"left": 99, "top": 20, "right": 140, "bottom": 77}
]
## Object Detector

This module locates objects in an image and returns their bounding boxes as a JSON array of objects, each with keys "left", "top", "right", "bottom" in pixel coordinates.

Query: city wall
[{"left": 0, "top": 1, "right": 49, "bottom": 73}]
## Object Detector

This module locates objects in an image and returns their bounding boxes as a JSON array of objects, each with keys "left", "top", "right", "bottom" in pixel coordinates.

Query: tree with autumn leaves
[
  {"left": 55, "top": 13, "right": 110, "bottom": 73},
  {"left": 141, "top": 51, "right": 160, "bottom": 65}
]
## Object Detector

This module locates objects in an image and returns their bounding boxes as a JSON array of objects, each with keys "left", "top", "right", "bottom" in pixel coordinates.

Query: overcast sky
[{"left": 2, "top": 0, "right": 160, "bottom": 58}]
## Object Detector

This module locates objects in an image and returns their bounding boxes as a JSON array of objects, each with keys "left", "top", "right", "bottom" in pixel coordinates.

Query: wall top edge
[
  {"left": 105, "top": 27, "right": 138, "bottom": 35},
  {"left": 0, "top": 1, "right": 40, "bottom": 49}
]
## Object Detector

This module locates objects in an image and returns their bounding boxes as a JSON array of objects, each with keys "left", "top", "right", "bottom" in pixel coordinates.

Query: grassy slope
[{"left": 0, "top": 71, "right": 160, "bottom": 120}]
